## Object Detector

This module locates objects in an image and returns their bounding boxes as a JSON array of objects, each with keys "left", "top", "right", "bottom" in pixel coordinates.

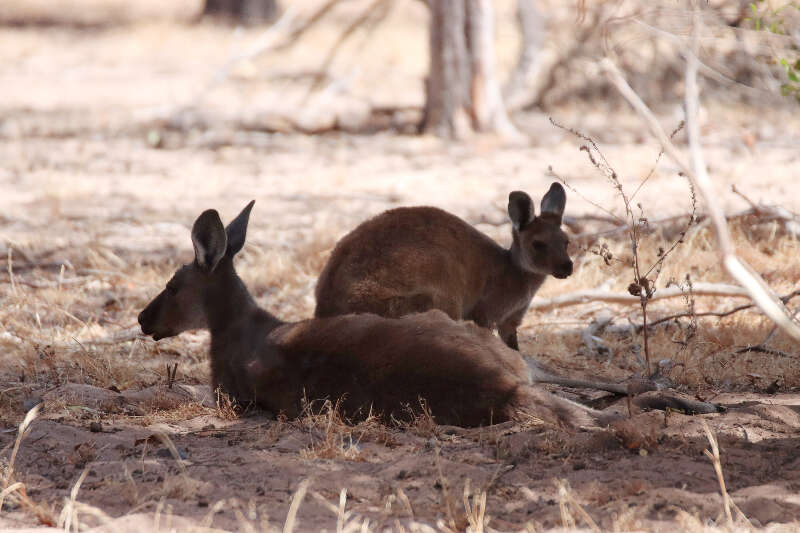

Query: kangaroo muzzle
[{"left": 553, "top": 260, "right": 573, "bottom": 279}]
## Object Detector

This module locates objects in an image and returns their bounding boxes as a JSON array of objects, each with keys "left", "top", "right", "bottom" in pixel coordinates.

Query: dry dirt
[{"left": 1, "top": 1, "right": 799, "bottom": 531}]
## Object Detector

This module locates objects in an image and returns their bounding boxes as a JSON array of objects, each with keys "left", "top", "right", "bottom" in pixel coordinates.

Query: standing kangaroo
[
  {"left": 137, "top": 201, "right": 609, "bottom": 428},
  {"left": 314, "top": 183, "right": 573, "bottom": 350}
]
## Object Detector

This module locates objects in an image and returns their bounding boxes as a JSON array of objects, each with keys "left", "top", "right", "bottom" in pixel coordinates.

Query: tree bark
[
  {"left": 466, "top": 0, "right": 520, "bottom": 138},
  {"left": 423, "top": 0, "right": 520, "bottom": 139},
  {"left": 503, "top": 0, "right": 544, "bottom": 109},
  {"left": 423, "top": 0, "right": 471, "bottom": 137}
]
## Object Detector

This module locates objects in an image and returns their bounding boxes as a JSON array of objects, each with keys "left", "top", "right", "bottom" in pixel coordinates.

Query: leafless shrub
[{"left": 549, "top": 117, "right": 696, "bottom": 376}]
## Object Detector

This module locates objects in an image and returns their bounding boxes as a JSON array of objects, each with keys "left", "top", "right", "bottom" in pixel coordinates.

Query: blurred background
[{"left": 1, "top": 0, "right": 798, "bottom": 141}]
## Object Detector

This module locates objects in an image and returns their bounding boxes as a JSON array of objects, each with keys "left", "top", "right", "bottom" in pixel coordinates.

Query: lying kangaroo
[
  {"left": 314, "top": 183, "right": 573, "bottom": 350},
  {"left": 137, "top": 201, "right": 610, "bottom": 428}
]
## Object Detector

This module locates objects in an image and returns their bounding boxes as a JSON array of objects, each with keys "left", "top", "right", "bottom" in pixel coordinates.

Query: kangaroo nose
[
  {"left": 138, "top": 309, "right": 151, "bottom": 334},
  {"left": 554, "top": 261, "right": 573, "bottom": 279}
]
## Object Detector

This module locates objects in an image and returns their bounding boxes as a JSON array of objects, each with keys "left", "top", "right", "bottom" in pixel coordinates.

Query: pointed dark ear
[
  {"left": 540, "top": 182, "right": 566, "bottom": 220},
  {"left": 225, "top": 200, "right": 255, "bottom": 257},
  {"left": 508, "top": 191, "right": 534, "bottom": 230},
  {"left": 192, "top": 209, "right": 227, "bottom": 272}
]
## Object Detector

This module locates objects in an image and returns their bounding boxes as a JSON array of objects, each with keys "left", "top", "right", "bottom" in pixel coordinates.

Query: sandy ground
[{"left": 1, "top": 1, "right": 800, "bottom": 531}]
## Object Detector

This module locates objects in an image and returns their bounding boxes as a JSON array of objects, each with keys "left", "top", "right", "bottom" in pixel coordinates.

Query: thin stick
[
  {"left": 546, "top": 165, "right": 624, "bottom": 223},
  {"left": 630, "top": 121, "right": 685, "bottom": 201},
  {"left": 648, "top": 289, "right": 800, "bottom": 327},
  {"left": 600, "top": 56, "right": 800, "bottom": 341},
  {"left": 701, "top": 421, "right": 733, "bottom": 529},
  {"left": 7, "top": 248, "right": 16, "bottom": 296},
  {"left": 528, "top": 282, "right": 749, "bottom": 311},
  {"left": 283, "top": 479, "right": 310, "bottom": 533}
]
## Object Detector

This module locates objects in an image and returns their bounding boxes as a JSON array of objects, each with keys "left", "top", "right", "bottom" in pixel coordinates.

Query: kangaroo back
[{"left": 315, "top": 206, "right": 502, "bottom": 319}]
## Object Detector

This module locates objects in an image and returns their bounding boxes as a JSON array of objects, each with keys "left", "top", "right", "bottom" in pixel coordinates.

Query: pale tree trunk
[
  {"left": 423, "top": 0, "right": 471, "bottom": 137},
  {"left": 423, "top": 0, "right": 521, "bottom": 139},
  {"left": 503, "top": 0, "right": 544, "bottom": 110},
  {"left": 466, "top": 0, "right": 521, "bottom": 138}
]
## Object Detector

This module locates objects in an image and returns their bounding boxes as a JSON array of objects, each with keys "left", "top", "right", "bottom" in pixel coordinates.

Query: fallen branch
[
  {"left": 528, "top": 282, "right": 749, "bottom": 311},
  {"left": 527, "top": 359, "right": 723, "bottom": 413},
  {"left": 631, "top": 390, "right": 722, "bottom": 415}
]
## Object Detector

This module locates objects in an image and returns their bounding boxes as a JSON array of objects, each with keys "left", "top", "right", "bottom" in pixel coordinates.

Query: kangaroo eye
[{"left": 532, "top": 241, "right": 546, "bottom": 251}]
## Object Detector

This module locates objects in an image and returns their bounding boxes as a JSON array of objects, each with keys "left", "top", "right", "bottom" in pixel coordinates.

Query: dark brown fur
[
  {"left": 138, "top": 202, "right": 603, "bottom": 428},
  {"left": 314, "top": 184, "right": 573, "bottom": 349}
]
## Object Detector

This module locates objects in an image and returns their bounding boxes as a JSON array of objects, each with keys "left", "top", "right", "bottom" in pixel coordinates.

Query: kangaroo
[
  {"left": 137, "top": 201, "right": 611, "bottom": 428},
  {"left": 314, "top": 183, "right": 573, "bottom": 350}
]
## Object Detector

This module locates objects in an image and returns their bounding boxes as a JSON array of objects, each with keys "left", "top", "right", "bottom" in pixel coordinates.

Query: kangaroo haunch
[
  {"left": 315, "top": 183, "right": 573, "bottom": 349},
  {"left": 138, "top": 201, "right": 606, "bottom": 428}
]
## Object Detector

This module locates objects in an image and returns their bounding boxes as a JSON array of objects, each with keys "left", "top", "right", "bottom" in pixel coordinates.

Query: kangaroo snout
[
  {"left": 138, "top": 309, "right": 152, "bottom": 335},
  {"left": 138, "top": 306, "right": 162, "bottom": 339},
  {"left": 553, "top": 260, "right": 573, "bottom": 279}
]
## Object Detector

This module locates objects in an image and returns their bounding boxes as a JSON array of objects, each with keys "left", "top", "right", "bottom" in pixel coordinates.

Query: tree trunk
[
  {"left": 422, "top": 0, "right": 521, "bottom": 140},
  {"left": 203, "top": 0, "right": 278, "bottom": 22},
  {"left": 465, "top": 0, "right": 520, "bottom": 138},
  {"left": 423, "top": 0, "right": 471, "bottom": 137},
  {"left": 503, "top": 0, "right": 544, "bottom": 110}
]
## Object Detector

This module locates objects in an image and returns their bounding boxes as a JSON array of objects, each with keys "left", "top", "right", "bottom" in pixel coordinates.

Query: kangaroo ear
[
  {"left": 540, "top": 182, "right": 566, "bottom": 220},
  {"left": 508, "top": 191, "right": 534, "bottom": 230},
  {"left": 192, "top": 209, "right": 227, "bottom": 272},
  {"left": 225, "top": 200, "right": 255, "bottom": 257}
]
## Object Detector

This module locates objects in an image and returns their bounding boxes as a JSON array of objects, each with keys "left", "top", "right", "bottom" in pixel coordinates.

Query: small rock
[{"left": 89, "top": 421, "right": 103, "bottom": 433}]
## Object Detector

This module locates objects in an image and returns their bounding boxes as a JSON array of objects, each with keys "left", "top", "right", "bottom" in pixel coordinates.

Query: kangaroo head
[
  {"left": 138, "top": 201, "right": 255, "bottom": 340},
  {"left": 507, "top": 183, "right": 572, "bottom": 279}
]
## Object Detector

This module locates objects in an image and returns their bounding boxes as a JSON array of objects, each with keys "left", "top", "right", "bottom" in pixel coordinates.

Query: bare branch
[
  {"left": 647, "top": 289, "right": 800, "bottom": 328},
  {"left": 528, "top": 282, "right": 749, "bottom": 312}
]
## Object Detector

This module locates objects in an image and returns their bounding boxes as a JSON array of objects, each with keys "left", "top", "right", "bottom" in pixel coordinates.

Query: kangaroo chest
[{"left": 467, "top": 274, "right": 545, "bottom": 328}]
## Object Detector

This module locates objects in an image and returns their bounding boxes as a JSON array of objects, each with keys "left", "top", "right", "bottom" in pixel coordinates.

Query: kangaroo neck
[
  {"left": 204, "top": 260, "right": 273, "bottom": 335},
  {"left": 506, "top": 237, "right": 545, "bottom": 286}
]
